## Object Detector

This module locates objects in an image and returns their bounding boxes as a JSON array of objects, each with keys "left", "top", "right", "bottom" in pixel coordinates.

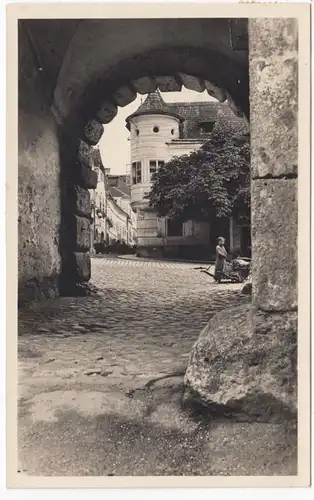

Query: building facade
[
  {"left": 107, "top": 174, "right": 137, "bottom": 246},
  {"left": 126, "top": 90, "right": 250, "bottom": 259},
  {"left": 90, "top": 149, "right": 137, "bottom": 252}
]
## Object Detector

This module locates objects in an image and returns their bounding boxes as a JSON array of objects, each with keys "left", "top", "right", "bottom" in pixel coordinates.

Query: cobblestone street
[{"left": 17, "top": 257, "right": 297, "bottom": 477}]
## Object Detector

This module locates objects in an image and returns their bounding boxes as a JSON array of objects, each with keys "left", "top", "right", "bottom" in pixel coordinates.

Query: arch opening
[{"left": 58, "top": 44, "right": 249, "bottom": 292}]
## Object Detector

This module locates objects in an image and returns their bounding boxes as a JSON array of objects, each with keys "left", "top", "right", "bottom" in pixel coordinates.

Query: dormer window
[{"left": 199, "top": 121, "right": 215, "bottom": 134}]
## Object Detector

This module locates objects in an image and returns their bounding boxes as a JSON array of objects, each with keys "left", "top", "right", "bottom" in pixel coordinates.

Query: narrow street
[{"left": 18, "top": 257, "right": 297, "bottom": 476}]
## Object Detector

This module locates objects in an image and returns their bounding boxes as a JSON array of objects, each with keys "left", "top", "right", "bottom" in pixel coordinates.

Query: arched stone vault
[
  {"left": 18, "top": 18, "right": 249, "bottom": 293},
  {"left": 20, "top": 17, "right": 297, "bottom": 310},
  {"left": 17, "top": 16, "right": 300, "bottom": 421},
  {"left": 41, "top": 17, "right": 248, "bottom": 292},
  {"left": 57, "top": 47, "right": 249, "bottom": 291},
  {"left": 52, "top": 18, "right": 248, "bottom": 121},
  {"left": 62, "top": 46, "right": 249, "bottom": 126}
]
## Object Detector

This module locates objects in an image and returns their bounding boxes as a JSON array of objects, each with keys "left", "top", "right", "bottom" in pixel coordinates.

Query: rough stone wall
[
  {"left": 184, "top": 20, "right": 298, "bottom": 419},
  {"left": 249, "top": 18, "right": 298, "bottom": 404},
  {"left": 18, "top": 24, "right": 61, "bottom": 304},
  {"left": 250, "top": 18, "right": 298, "bottom": 311}
]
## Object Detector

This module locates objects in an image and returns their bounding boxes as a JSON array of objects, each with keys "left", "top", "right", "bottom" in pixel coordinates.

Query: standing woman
[{"left": 214, "top": 237, "right": 228, "bottom": 283}]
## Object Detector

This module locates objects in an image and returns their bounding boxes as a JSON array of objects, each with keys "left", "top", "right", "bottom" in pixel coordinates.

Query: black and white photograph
[{"left": 5, "top": 1, "right": 311, "bottom": 488}]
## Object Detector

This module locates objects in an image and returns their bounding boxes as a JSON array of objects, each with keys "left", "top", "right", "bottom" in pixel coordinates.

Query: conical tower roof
[{"left": 125, "top": 89, "right": 182, "bottom": 129}]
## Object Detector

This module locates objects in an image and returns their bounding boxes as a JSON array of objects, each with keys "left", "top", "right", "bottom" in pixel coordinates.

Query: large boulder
[{"left": 184, "top": 304, "right": 297, "bottom": 422}]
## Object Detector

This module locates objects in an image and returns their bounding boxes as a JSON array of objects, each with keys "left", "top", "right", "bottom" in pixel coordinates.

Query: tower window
[
  {"left": 136, "top": 129, "right": 139, "bottom": 136},
  {"left": 153, "top": 126, "right": 159, "bottom": 133},
  {"left": 132, "top": 161, "right": 142, "bottom": 184},
  {"left": 149, "top": 160, "right": 165, "bottom": 181},
  {"left": 171, "top": 128, "right": 175, "bottom": 135}
]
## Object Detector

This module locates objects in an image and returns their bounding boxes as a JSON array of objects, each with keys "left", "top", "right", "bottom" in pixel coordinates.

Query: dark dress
[{"left": 214, "top": 244, "right": 227, "bottom": 282}]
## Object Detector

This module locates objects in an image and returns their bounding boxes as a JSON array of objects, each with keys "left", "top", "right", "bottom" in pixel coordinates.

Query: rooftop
[
  {"left": 108, "top": 175, "right": 131, "bottom": 198},
  {"left": 168, "top": 101, "right": 245, "bottom": 129},
  {"left": 125, "top": 89, "right": 182, "bottom": 128},
  {"left": 125, "top": 92, "right": 246, "bottom": 137}
]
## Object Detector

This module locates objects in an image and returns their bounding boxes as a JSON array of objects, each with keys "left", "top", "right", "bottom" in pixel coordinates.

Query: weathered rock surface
[
  {"left": 184, "top": 304, "right": 297, "bottom": 422},
  {"left": 249, "top": 18, "right": 298, "bottom": 178},
  {"left": 252, "top": 178, "right": 297, "bottom": 311},
  {"left": 83, "top": 119, "right": 104, "bottom": 145}
]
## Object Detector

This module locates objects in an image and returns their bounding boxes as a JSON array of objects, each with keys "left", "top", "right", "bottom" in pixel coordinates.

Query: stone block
[
  {"left": 113, "top": 86, "right": 137, "bottom": 107},
  {"left": 96, "top": 100, "right": 118, "bottom": 124},
  {"left": 71, "top": 252, "right": 91, "bottom": 282},
  {"left": 73, "top": 185, "right": 91, "bottom": 217},
  {"left": 83, "top": 119, "right": 104, "bottom": 146},
  {"left": 78, "top": 164, "right": 98, "bottom": 189},
  {"left": 178, "top": 73, "right": 205, "bottom": 92},
  {"left": 204, "top": 81, "right": 226, "bottom": 102},
  {"left": 185, "top": 304, "right": 297, "bottom": 422},
  {"left": 74, "top": 215, "right": 91, "bottom": 250},
  {"left": 252, "top": 178, "right": 297, "bottom": 311},
  {"left": 155, "top": 76, "right": 181, "bottom": 92},
  {"left": 77, "top": 139, "right": 93, "bottom": 168},
  {"left": 249, "top": 18, "right": 298, "bottom": 178},
  {"left": 132, "top": 76, "right": 157, "bottom": 95}
]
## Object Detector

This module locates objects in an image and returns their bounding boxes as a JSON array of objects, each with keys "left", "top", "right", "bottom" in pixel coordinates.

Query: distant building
[
  {"left": 125, "top": 90, "right": 250, "bottom": 259},
  {"left": 90, "top": 149, "right": 137, "bottom": 252},
  {"left": 107, "top": 175, "right": 137, "bottom": 246}
]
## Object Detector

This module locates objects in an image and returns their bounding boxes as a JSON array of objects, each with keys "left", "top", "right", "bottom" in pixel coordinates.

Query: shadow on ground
[{"left": 18, "top": 373, "right": 297, "bottom": 476}]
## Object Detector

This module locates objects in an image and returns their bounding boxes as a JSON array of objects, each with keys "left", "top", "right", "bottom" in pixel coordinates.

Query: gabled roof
[{"left": 125, "top": 92, "right": 247, "bottom": 137}]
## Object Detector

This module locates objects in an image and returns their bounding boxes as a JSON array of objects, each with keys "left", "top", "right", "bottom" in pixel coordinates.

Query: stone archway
[
  {"left": 17, "top": 17, "right": 250, "bottom": 298},
  {"left": 57, "top": 45, "right": 249, "bottom": 293},
  {"left": 17, "top": 14, "right": 300, "bottom": 426},
  {"left": 54, "top": 18, "right": 299, "bottom": 420}
]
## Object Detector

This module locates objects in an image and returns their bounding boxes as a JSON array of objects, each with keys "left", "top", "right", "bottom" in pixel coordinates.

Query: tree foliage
[{"left": 146, "top": 117, "right": 250, "bottom": 222}]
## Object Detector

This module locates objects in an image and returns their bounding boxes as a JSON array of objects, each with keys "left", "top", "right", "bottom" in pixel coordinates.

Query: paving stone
[{"left": 19, "top": 258, "right": 248, "bottom": 387}]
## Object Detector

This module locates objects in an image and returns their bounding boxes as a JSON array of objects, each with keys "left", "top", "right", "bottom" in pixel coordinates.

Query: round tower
[
  {"left": 126, "top": 90, "right": 182, "bottom": 212},
  {"left": 125, "top": 90, "right": 183, "bottom": 257}
]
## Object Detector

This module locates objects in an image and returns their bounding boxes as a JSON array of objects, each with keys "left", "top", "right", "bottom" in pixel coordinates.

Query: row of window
[
  {"left": 133, "top": 121, "right": 214, "bottom": 137},
  {"left": 134, "top": 127, "right": 176, "bottom": 136},
  {"left": 131, "top": 160, "right": 165, "bottom": 184}
]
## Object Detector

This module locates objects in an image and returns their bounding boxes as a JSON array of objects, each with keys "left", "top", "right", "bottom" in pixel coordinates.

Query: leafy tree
[{"left": 146, "top": 117, "right": 250, "bottom": 223}]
